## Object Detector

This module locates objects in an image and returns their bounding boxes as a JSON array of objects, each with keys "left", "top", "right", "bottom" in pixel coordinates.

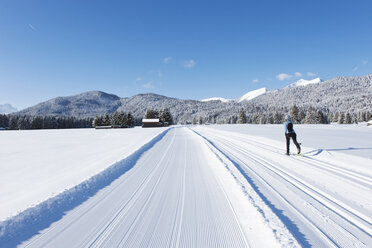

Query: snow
[
  {"left": 237, "top": 88, "right": 267, "bottom": 102},
  {"left": 285, "top": 78, "right": 323, "bottom": 88},
  {"left": 0, "top": 104, "right": 17, "bottom": 114},
  {"left": 204, "top": 123, "right": 372, "bottom": 159},
  {"left": 0, "top": 127, "right": 167, "bottom": 221},
  {"left": 191, "top": 124, "right": 372, "bottom": 247},
  {"left": 1, "top": 124, "right": 371, "bottom": 247},
  {"left": 2, "top": 128, "right": 285, "bottom": 248},
  {"left": 200, "top": 97, "right": 232, "bottom": 103},
  {"left": 200, "top": 88, "right": 267, "bottom": 103},
  {"left": 142, "top": 118, "right": 160, "bottom": 122}
]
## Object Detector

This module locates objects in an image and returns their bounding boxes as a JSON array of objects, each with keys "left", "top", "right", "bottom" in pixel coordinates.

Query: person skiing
[{"left": 284, "top": 115, "right": 301, "bottom": 155}]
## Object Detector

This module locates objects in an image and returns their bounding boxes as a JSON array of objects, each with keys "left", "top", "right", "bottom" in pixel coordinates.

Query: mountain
[
  {"left": 117, "top": 93, "right": 241, "bottom": 124},
  {"left": 237, "top": 88, "right": 267, "bottom": 102},
  {"left": 0, "top": 104, "right": 18, "bottom": 114},
  {"left": 13, "top": 74, "right": 372, "bottom": 124},
  {"left": 250, "top": 74, "right": 372, "bottom": 113},
  {"left": 16, "top": 91, "right": 121, "bottom": 117},
  {"left": 201, "top": 88, "right": 266, "bottom": 103},
  {"left": 200, "top": 97, "right": 232, "bottom": 103},
  {"left": 285, "top": 78, "right": 323, "bottom": 88}
]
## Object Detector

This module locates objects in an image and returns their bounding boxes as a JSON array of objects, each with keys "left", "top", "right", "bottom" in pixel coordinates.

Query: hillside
[
  {"left": 17, "top": 91, "right": 121, "bottom": 117},
  {"left": 251, "top": 74, "right": 372, "bottom": 112}
]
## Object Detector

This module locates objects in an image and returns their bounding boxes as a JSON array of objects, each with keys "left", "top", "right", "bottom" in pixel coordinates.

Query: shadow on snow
[{"left": 304, "top": 147, "right": 372, "bottom": 156}]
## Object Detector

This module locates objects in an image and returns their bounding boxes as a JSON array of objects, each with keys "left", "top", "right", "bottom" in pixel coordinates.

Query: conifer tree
[
  {"left": 345, "top": 112, "right": 352, "bottom": 124},
  {"left": 238, "top": 110, "right": 247, "bottom": 124},
  {"left": 103, "top": 113, "right": 111, "bottom": 126},
  {"left": 126, "top": 113, "right": 134, "bottom": 127},
  {"left": 338, "top": 112, "right": 345, "bottom": 124},
  {"left": 290, "top": 105, "right": 299, "bottom": 123}
]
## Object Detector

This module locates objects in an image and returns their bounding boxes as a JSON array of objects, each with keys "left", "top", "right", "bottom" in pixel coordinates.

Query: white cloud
[
  {"left": 28, "top": 24, "right": 37, "bottom": 31},
  {"left": 276, "top": 73, "right": 292, "bottom": 81},
  {"left": 136, "top": 77, "right": 142, "bottom": 82},
  {"left": 307, "top": 72, "right": 317, "bottom": 77},
  {"left": 143, "top": 81, "right": 154, "bottom": 89},
  {"left": 353, "top": 66, "right": 358, "bottom": 71},
  {"left": 252, "top": 79, "right": 259, "bottom": 83},
  {"left": 362, "top": 60, "right": 368, "bottom": 65},
  {"left": 183, "top": 59, "right": 195, "bottom": 68},
  {"left": 163, "top": 57, "right": 172, "bottom": 63},
  {"left": 294, "top": 72, "right": 302, "bottom": 77}
]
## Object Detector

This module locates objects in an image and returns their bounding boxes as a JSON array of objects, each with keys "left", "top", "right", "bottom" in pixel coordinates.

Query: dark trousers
[{"left": 285, "top": 133, "right": 300, "bottom": 154}]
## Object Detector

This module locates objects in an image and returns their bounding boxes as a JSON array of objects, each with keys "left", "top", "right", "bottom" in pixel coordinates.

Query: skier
[{"left": 284, "top": 115, "right": 301, "bottom": 155}]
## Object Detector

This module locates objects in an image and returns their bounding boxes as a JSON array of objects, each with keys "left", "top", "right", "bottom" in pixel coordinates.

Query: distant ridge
[
  {"left": 16, "top": 91, "right": 121, "bottom": 117},
  {"left": 201, "top": 87, "right": 266, "bottom": 103},
  {"left": 13, "top": 74, "right": 372, "bottom": 123},
  {"left": 285, "top": 78, "right": 323, "bottom": 89},
  {"left": 0, "top": 104, "right": 18, "bottom": 114},
  {"left": 200, "top": 97, "right": 231, "bottom": 103}
]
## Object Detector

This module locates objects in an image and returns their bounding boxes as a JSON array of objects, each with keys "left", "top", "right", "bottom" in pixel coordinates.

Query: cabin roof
[{"left": 142, "top": 118, "right": 160, "bottom": 123}]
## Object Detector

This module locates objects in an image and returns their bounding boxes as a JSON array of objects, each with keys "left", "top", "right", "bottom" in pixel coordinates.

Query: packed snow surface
[
  {"left": 0, "top": 127, "right": 167, "bottom": 221},
  {"left": 1, "top": 124, "right": 371, "bottom": 247},
  {"left": 237, "top": 88, "right": 267, "bottom": 102},
  {"left": 285, "top": 78, "right": 323, "bottom": 88}
]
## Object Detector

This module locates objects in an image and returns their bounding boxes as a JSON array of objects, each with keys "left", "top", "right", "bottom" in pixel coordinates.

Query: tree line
[
  {"left": 92, "top": 111, "right": 135, "bottom": 128},
  {"left": 234, "top": 105, "right": 371, "bottom": 124},
  {"left": 0, "top": 114, "right": 92, "bottom": 130}
]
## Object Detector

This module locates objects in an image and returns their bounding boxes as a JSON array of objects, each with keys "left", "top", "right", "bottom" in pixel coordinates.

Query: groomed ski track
[
  {"left": 191, "top": 126, "right": 372, "bottom": 248},
  {"left": 17, "top": 127, "right": 282, "bottom": 248}
]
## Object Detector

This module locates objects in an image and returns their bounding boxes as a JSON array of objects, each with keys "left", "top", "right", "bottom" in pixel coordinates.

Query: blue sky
[{"left": 1, "top": 0, "right": 372, "bottom": 109}]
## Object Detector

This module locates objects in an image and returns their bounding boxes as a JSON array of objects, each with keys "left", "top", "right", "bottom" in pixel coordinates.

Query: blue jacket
[{"left": 284, "top": 121, "right": 296, "bottom": 134}]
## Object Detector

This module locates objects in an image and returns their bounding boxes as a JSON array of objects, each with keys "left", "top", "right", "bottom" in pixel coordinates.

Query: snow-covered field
[
  {"left": 0, "top": 124, "right": 371, "bottom": 247},
  {"left": 0, "top": 127, "right": 168, "bottom": 221}
]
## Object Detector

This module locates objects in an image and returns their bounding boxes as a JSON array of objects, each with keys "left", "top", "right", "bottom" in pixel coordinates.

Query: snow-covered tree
[{"left": 238, "top": 110, "right": 247, "bottom": 124}]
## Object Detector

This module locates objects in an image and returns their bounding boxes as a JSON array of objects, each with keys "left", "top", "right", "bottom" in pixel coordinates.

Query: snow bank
[{"left": 0, "top": 128, "right": 170, "bottom": 244}]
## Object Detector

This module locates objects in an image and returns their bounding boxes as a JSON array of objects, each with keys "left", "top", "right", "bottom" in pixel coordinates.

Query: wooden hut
[{"left": 142, "top": 119, "right": 163, "bottom": 128}]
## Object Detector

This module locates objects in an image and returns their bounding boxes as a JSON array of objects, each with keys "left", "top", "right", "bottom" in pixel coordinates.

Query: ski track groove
[
  {"left": 203, "top": 130, "right": 372, "bottom": 233},
  {"left": 193, "top": 130, "right": 339, "bottom": 248},
  {"left": 226, "top": 131, "right": 371, "bottom": 186},
  {"left": 20, "top": 127, "right": 261, "bottom": 248},
  {"left": 192, "top": 128, "right": 371, "bottom": 247}
]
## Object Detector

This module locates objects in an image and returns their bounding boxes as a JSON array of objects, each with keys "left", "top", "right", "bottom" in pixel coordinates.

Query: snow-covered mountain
[
  {"left": 237, "top": 88, "right": 267, "bottom": 102},
  {"left": 16, "top": 91, "right": 121, "bottom": 117},
  {"left": 13, "top": 74, "right": 372, "bottom": 123},
  {"left": 0, "top": 104, "right": 18, "bottom": 114},
  {"left": 285, "top": 78, "right": 323, "bottom": 88},
  {"left": 201, "top": 88, "right": 267, "bottom": 103},
  {"left": 200, "top": 97, "right": 232, "bottom": 103}
]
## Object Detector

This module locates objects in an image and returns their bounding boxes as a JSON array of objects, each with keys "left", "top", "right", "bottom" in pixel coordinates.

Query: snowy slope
[
  {"left": 201, "top": 88, "right": 267, "bottom": 103},
  {"left": 285, "top": 78, "right": 323, "bottom": 88},
  {"left": 237, "top": 88, "right": 267, "bottom": 102}
]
